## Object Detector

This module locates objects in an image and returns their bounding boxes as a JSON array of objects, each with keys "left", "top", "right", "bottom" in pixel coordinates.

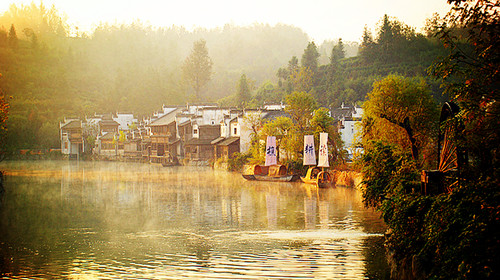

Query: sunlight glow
[{"left": 1, "top": 0, "right": 451, "bottom": 42}]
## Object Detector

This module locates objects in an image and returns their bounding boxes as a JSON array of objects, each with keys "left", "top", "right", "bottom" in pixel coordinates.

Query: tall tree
[
  {"left": 330, "top": 38, "right": 345, "bottom": 63},
  {"left": 237, "top": 73, "right": 251, "bottom": 108},
  {"left": 8, "top": 24, "right": 17, "bottom": 48},
  {"left": 182, "top": 39, "right": 213, "bottom": 100},
  {"left": 301, "top": 42, "right": 320, "bottom": 72}
]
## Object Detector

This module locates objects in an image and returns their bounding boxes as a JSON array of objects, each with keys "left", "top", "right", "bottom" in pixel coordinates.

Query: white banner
[
  {"left": 318, "top": 132, "right": 329, "bottom": 168},
  {"left": 265, "top": 136, "right": 277, "bottom": 166},
  {"left": 303, "top": 135, "right": 316, "bottom": 166}
]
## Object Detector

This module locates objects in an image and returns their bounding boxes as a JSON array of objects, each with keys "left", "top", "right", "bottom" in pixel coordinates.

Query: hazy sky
[{"left": 1, "top": 0, "right": 452, "bottom": 42}]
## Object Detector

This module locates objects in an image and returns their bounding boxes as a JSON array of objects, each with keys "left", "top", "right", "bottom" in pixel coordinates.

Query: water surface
[{"left": 0, "top": 160, "right": 389, "bottom": 279}]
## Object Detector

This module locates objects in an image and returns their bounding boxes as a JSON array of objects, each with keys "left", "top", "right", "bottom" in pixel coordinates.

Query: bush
[{"left": 227, "top": 153, "right": 250, "bottom": 172}]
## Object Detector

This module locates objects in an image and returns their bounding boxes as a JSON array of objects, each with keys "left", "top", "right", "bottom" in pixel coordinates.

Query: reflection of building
[
  {"left": 60, "top": 118, "right": 84, "bottom": 158},
  {"left": 304, "top": 197, "right": 317, "bottom": 229}
]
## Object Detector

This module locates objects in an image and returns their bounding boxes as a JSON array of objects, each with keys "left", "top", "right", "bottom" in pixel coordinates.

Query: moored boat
[
  {"left": 300, "top": 166, "right": 332, "bottom": 188},
  {"left": 300, "top": 133, "right": 333, "bottom": 188},
  {"left": 242, "top": 164, "right": 300, "bottom": 182}
]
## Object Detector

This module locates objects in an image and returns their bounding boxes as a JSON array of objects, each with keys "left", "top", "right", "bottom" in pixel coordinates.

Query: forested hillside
[{"left": 0, "top": 2, "right": 446, "bottom": 151}]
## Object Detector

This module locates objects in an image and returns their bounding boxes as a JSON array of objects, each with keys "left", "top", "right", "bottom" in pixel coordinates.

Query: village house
[
  {"left": 60, "top": 118, "right": 84, "bottom": 158},
  {"left": 147, "top": 107, "right": 183, "bottom": 164},
  {"left": 331, "top": 103, "right": 364, "bottom": 159},
  {"left": 95, "top": 114, "right": 121, "bottom": 157},
  {"left": 183, "top": 104, "right": 235, "bottom": 163}
]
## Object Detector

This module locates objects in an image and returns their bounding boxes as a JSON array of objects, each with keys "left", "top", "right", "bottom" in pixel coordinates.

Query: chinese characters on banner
[
  {"left": 318, "top": 132, "right": 329, "bottom": 168},
  {"left": 265, "top": 136, "right": 277, "bottom": 166},
  {"left": 303, "top": 135, "right": 316, "bottom": 165}
]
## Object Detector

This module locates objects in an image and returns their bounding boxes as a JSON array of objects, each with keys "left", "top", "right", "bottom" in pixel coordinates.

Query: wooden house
[{"left": 60, "top": 118, "right": 84, "bottom": 158}]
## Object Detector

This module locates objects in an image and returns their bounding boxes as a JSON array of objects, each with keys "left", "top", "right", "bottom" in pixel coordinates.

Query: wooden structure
[{"left": 421, "top": 102, "right": 465, "bottom": 195}]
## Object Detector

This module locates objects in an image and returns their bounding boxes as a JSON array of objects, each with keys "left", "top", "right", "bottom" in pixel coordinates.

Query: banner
[
  {"left": 265, "top": 136, "right": 277, "bottom": 166},
  {"left": 318, "top": 132, "right": 329, "bottom": 168},
  {"left": 303, "top": 135, "right": 316, "bottom": 166}
]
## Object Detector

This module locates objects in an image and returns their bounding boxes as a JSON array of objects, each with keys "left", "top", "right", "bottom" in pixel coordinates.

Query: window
[
  {"left": 194, "top": 129, "right": 198, "bottom": 134},
  {"left": 234, "top": 127, "right": 237, "bottom": 135}
]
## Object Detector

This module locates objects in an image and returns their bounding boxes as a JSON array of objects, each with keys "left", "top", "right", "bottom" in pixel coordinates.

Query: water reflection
[{"left": 0, "top": 160, "right": 389, "bottom": 279}]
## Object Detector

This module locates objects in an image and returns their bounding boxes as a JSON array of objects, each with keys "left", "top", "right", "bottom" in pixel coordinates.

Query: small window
[
  {"left": 194, "top": 129, "right": 198, "bottom": 134},
  {"left": 234, "top": 127, "right": 237, "bottom": 135}
]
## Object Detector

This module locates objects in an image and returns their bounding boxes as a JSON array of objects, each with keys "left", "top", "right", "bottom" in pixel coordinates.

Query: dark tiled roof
[
  {"left": 217, "top": 137, "right": 240, "bottom": 146},
  {"left": 185, "top": 138, "right": 215, "bottom": 146},
  {"left": 262, "top": 110, "right": 290, "bottom": 121},
  {"left": 61, "top": 120, "right": 82, "bottom": 129}
]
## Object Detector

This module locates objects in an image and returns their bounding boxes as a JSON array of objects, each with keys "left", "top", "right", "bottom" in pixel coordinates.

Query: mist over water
[{"left": 0, "top": 160, "right": 389, "bottom": 279}]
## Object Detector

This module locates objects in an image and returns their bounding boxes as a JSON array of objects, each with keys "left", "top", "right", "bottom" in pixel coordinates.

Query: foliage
[
  {"left": 430, "top": 0, "right": 499, "bottom": 176},
  {"left": 311, "top": 107, "right": 344, "bottom": 165},
  {"left": 226, "top": 152, "right": 251, "bottom": 172},
  {"left": 360, "top": 2, "right": 500, "bottom": 279},
  {"left": 284, "top": 91, "right": 317, "bottom": 130},
  {"left": 363, "top": 74, "right": 438, "bottom": 166},
  {"left": 236, "top": 74, "right": 251, "bottom": 108},
  {"left": 182, "top": 39, "right": 213, "bottom": 100},
  {"left": 301, "top": 41, "right": 320, "bottom": 72},
  {"left": 261, "top": 116, "right": 294, "bottom": 161}
]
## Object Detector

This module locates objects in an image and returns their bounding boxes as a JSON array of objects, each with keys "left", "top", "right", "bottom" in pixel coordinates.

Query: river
[{"left": 0, "top": 160, "right": 389, "bottom": 279}]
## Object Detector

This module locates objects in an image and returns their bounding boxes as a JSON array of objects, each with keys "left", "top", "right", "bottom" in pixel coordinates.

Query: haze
[{"left": 1, "top": 0, "right": 451, "bottom": 41}]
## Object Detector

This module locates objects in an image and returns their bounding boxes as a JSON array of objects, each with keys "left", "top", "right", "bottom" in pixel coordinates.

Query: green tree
[
  {"left": 284, "top": 91, "right": 318, "bottom": 159},
  {"left": 237, "top": 74, "right": 251, "bottom": 108},
  {"left": 261, "top": 116, "right": 294, "bottom": 161},
  {"left": 363, "top": 74, "right": 438, "bottom": 164},
  {"left": 301, "top": 41, "right": 320, "bottom": 72},
  {"left": 330, "top": 38, "right": 345, "bottom": 63},
  {"left": 182, "top": 39, "right": 213, "bottom": 100},
  {"left": 311, "top": 107, "right": 344, "bottom": 164},
  {"left": 285, "top": 91, "right": 317, "bottom": 131}
]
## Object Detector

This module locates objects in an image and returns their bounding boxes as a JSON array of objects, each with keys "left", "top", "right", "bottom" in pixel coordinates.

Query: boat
[
  {"left": 242, "top": 164, "right": 300, "bottom": 182},
  {"left": 242, "top": 136, "right": 299, "bottom": 182},
  {"left": 242, "top": 173, "right": 299, "bottom": 182},
  {"left": 300, "top": 133, "right": 333, "bottom": 188},
  {"left": 300, "top": 166, "right": 332, "bottom": 187}
]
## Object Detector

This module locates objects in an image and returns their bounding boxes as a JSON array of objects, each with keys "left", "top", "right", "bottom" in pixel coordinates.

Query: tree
[
  {"left": 237, "top": 74, "right": 251, "bottom": 108},
  {"left": 8, "top": 24, "right": 17, "bottom": 48},
  {"left": 301, "top": 41, "right": 320, "bottom": 72},
  {"left": 363, "top": 74, "right": 438, "bottom": 164},
  {"left": 182, "top": 39, "right": 213, "bottom": 100},
  {"left": 0, "top": 73, "right": 10, "bottom": 157},
  {"left": 311, "top": 107, "right": 344, "bottom": 164},
  {"left": 330, "top": 38, "right": 345, "bottom": 63},
  {"left": 285, "top": 91, "right": 317, "bottom": 131},
  {"left": 261, "top": 116, "right": 294, "bottom": 161},
  {"left": 431, "top": 0, "right": 499, "bottom": 175}
]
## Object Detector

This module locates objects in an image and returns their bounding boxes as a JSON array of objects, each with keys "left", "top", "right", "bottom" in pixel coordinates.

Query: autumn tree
[
  {"left": 0, "top": 73, "right": 9, "bottom": 157},
  {"left": 362, "top": 74, "right": 438, "bottom": 164},
  {"left": 8, "top": 24, "right": 17, "bottom": 48},
  {"left": 182, "top": 39, "right": 213, "bottom": 100}
]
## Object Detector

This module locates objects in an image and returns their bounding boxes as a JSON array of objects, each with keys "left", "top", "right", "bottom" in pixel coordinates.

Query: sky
[{"left": 1, "top": 0, "right": 452, "bottom": 42}]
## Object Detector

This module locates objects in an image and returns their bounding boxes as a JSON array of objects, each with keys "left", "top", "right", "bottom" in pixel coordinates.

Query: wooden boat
[
  {"left": 242, "top": 174, "right": 299, "bottom": 182},
  {"left": 300, "top": 133, "right": 333, "bottom": 188},
  {"left": 242, "top": 164, "right": 299, "bottom": 182},
  {"left": 300, "top": 166, "right": 332, "bottom": 188}
]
